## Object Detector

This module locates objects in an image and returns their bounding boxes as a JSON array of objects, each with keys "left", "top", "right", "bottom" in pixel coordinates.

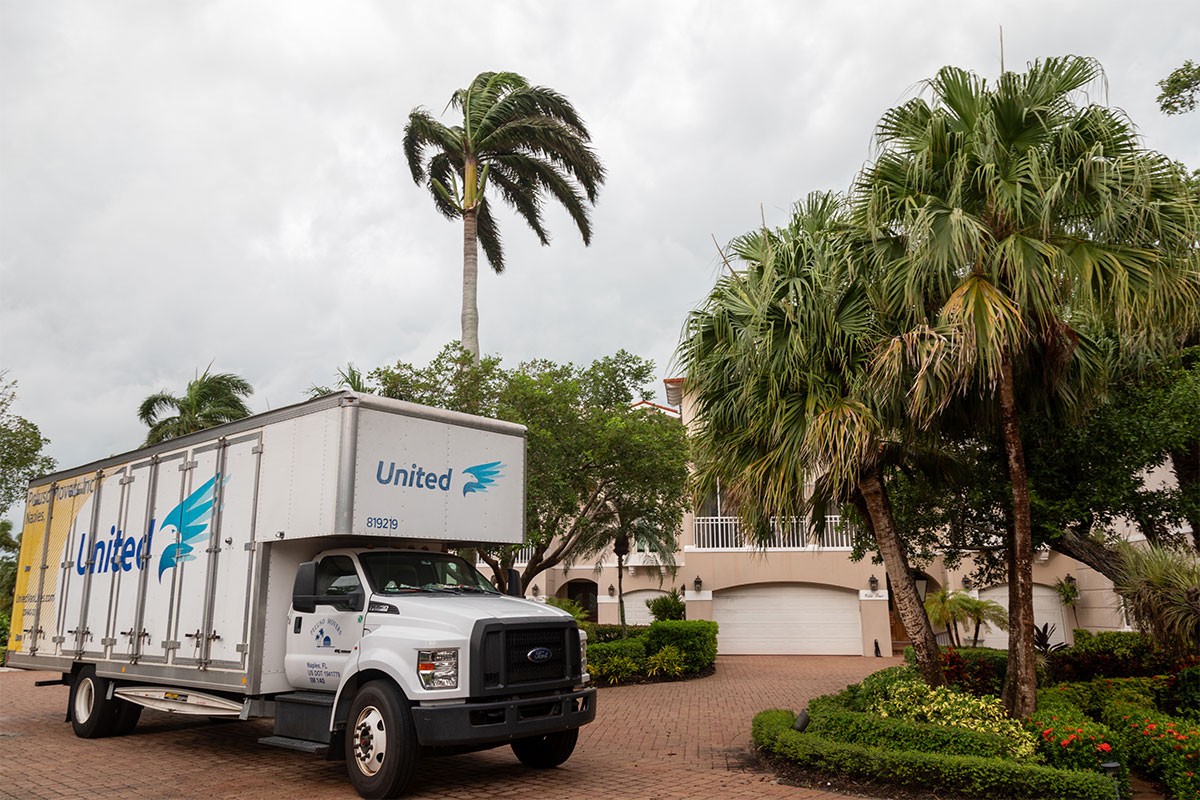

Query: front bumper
[{"left": 411, "top": 686, "right": 596, "bottom": 747}]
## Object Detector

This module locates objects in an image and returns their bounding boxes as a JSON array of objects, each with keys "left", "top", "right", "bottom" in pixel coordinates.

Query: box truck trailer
[{"left": 5, "top": 392, "right": 594, "bottom": 798}]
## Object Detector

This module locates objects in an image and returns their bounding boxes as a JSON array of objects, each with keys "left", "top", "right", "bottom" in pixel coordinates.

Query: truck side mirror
[
  {"left": 506, "top": 568, "right": 523, "bottom": 598},
  {"left": 293, "top": 561, "right": 318, "bottom": 613}
]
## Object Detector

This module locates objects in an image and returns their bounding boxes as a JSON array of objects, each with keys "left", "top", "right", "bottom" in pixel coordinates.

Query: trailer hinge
[
  {"left": 101, "top": 637, "right": 117, "bottom": 646},
  {"left": 51, "top": 635, "right": 65, "bottom": 644},
  {"left": 244, "top": 542, "right": 255, "bottom": 551},
  {"left": 163, "top": 640, "right": 181, "bottom": 650},
  {"left": 251, "top": 445, "right": 263, "bottom": 454},
  {"left": 180, "top": 460, "right": 198, "bottom": 472},
  {"left": 120, "top": 475, "right": 136, "bottom": 485},
  {"left": 62, "top": 560, "right": 73, "bottom": 569},
  {"left": 236, "top": 643, "right": 248, "bottom": 653}
]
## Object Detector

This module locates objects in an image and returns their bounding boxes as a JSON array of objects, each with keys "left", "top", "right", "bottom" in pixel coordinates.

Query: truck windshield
[{"left": 358, "top": 552, "right": 500, "bottom": 595}]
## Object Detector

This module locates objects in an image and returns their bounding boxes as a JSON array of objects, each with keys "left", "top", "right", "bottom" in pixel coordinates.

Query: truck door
[{"left": 285, "top": 555, "right": 364, "bottom": 690}]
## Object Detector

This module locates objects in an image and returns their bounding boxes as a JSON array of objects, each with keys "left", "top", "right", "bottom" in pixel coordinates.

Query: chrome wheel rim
[{"left": 351, "top": 706, "right": 387, "bottom": 777}]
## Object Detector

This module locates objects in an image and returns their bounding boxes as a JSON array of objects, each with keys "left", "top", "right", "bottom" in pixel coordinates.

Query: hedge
[
  {"left": 753, "top": 710, "right": 1117, "bottom": 800},
  {"left": 644, "top": 620, "right": 718, "bottom": 674},
  {"left": 1097, "top": 697, "right": 1200, "bottom": 799},
  {"left": 804, "top": 696, "right": 1021, "bottom": 761}
]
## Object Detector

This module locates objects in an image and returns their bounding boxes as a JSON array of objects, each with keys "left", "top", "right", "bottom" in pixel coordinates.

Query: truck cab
[{"left": 278, "top": 548, "right": 593, "bottom": 798}]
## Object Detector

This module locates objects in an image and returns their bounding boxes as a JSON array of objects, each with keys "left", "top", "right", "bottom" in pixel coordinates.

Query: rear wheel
[
  {"left": 344, "top": 681, "right": 417, "bottom": 799},
  {"left": 69, "top": 666, "right": 119, "bottom": 738},
  {"left": 511, "top": 728, "right": 579, "bottom": 768}
]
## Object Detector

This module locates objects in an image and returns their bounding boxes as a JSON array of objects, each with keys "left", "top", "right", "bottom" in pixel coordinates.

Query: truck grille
[{"left": 476, "top": 620, "right": 579, "bottom": 693}]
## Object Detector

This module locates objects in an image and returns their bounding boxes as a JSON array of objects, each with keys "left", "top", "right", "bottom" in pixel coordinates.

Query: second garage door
[{"left": 713, "top": 583, "right": 862, "bottom": 655}]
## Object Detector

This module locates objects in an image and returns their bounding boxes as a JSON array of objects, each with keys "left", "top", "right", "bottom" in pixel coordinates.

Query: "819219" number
[{"left": 366, "top": 516, "right": 398, "bottom": 530}]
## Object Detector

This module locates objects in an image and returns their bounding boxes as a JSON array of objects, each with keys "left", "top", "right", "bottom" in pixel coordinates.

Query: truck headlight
[
  {"left": 417, "top": 649, "right": 459, "bottom": 690},
  {"left": 579, "top": 632, "right": 588, "bottom": 681}
]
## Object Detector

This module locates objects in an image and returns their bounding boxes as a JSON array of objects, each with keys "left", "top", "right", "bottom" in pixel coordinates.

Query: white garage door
[
  {"left": 620, "top": 590, "right": 667, "bottom": 626},
  {"left": 976, "top": 584, "right": 1067, "bottom": 649},
  {"left": 713, "top": 584, "right": 862, "bottom": 655}
]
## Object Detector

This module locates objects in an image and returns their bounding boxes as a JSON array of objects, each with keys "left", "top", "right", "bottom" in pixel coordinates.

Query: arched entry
[
  {"left": 562, "top": 579, "right": 598, "bottom": 621},
  {"left": 887, "top": 571, "right": 941, "bottom": 653}
]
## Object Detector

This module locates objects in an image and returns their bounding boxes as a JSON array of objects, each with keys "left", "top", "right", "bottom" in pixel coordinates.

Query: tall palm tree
[
  {"left": 138, "top": 367, "right": 253, "bottom": 445},
  {"left": 678, "top": 193, "right": 945, "bottom": 685},
  {"left": 403, "top": 71, "right": 606, "bottom": 359},
  {"left": 856, "top": 56, "right": 1199, "bottom": 716}
]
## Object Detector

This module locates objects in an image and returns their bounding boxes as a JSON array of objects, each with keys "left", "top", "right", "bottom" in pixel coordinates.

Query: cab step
[{"left": 258, "top": 735, "right": 329, "bottom": 754}]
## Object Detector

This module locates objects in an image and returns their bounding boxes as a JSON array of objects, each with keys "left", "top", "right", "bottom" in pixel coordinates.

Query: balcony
[{"left": 688, "top": 516, "right": 855, "bottom": 551}]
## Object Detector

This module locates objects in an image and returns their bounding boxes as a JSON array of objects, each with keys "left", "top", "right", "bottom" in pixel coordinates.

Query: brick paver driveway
[{"left": 0, "top": 655, "right": 899, "bottom": 799}]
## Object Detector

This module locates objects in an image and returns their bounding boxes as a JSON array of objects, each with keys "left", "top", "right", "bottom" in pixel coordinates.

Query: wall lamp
[
  {"left": 1065, "top": 573, "right": 1076, "bottom": 586},
  {"left": 531, "top": 584, "right": 539, "bottom": 598},
  {"left": 693, "top": 575, "right": 703, "bottom": 593},
  {"left": 608, "top": 584, "right": 615, "bottom": 597},
  {"left": 868, "top": 575, "right": 879, "bottom": 593}
]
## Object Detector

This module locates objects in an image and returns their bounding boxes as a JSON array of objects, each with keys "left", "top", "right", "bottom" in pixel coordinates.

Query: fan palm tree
[
  {"left": 856, "top": 56, "right": 1200, "bottom": 716},
  {"left": 678, "top": 193, "right": 945, "bottom": 685},
  {"left": 403, "top": 71, "right": 605, "bottom": 359},
  {"left": 138, "top": 367, "right": 253, "bottom": 445}
]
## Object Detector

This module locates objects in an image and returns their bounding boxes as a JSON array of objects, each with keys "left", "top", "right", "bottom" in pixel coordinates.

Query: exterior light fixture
[
  {"left": 1065, "top": 573, "right": 1076, "bottom": 586},
  {"left": 693, "top": 575, "right": 703, "bottom": 593},
  {"left": 962, "top": 575, "right": 973, "bottom": 590},
  {"left": 608, "top": 584, "right": 615, "bottom": 597},
  {"left": 531, "top": 584, "right": 539, "bottom": 598},
  {"left": 868, "top": 575, "right": 879, "bottom": 593}
]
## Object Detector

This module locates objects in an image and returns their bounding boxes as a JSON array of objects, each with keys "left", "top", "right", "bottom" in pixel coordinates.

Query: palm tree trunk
[
  {"left": 998, "top": 356, "right": 1038, "bottom": 719},
  {"left": 461, "top": 206, "right": 481, "bottom": 360},
  {"left": 617, "top": 551, "right": 626, "bottom": 637},
  {"left": 857, "top": 468, "right": 944, "bottom": 686}
]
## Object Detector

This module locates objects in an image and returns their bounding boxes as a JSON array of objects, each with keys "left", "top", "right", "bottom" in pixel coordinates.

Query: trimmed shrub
[
  {"left": 1047, "top": 630, "right": 1173, "bottom": 683},
  {"left": 1153, "top": 663, "right": 1200, "bottom": 721},
  {"left": 644, "top": 620, "right": 718, "bottom": 674},
  {"left": 806, "top": 699, "right": 1025, "bottom": 761},
  {"left": 869, "top": 680, "right": 1037, "bottom": 759},
  {"left": 646, "top": 589, "right": 686, "bottom": 621},
  {"left": 589, "top": 624, "right": 649, "bottom": 643},
  {"left": 940, "top": 647, "right": 1008, "bottom": 697},
  {"left": 1027, "top": 694, "right": 1126, "bottom": 783},
  {"left": 1098, "top": 697, "right": 1200, "bottom": 799},
  {"left": 752, "top": 711, "right": 1116, "bottom": 800},
  {"left": 841, "top": 665, "right": 920, "bottom": 711}
]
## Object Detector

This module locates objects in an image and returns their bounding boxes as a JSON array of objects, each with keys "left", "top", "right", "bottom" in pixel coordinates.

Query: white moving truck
[{"left": 6, "top": 392, "right": 594, "bottom": 798}]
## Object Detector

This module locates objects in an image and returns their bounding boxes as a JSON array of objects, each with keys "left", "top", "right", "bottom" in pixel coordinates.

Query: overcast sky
[{"left": 2, "top": 0, "right": 1198, "bottom": 492}]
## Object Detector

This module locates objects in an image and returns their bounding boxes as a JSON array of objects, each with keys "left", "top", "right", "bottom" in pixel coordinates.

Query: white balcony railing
[{"left": 690, "top": 515, "right": 855, "bottom": 551}]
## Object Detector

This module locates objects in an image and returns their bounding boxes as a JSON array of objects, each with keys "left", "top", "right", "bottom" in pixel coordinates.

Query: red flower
[{"left": 1097, "top": 743, "right": 1112, "bottom": 753}]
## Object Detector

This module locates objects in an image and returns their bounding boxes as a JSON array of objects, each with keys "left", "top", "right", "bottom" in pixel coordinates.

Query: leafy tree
[
  {"left": 403, "top": 72, "right": 605, "bottom": 359},
  {"left": 342, "top": 344, "right": 688, "bottom": 593},
  {"left": 0, "top": 519, "right": 21, "bottom": 619},
  {"left": 856, "top": 56, "right": 1199, "bottom": 717},
  {"left": 0, "top": 373, "right": 56, "bottom": 515},
  {"left": 678, "top": 193, "right": 945, "bottom": 686},
  {"left": 1157, "top": 60, "right": 1200, "bottom": 115},
  {"left": 137, "top": 366, "right": 254, "bottom": 445}
]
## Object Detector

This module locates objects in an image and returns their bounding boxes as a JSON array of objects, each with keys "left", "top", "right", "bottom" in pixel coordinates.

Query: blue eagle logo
[
  {"left": 157, "top": 473, "right": 228, "bottom": 581},
  {"left": 462, "top": 461, "right": 504, "bottom": 496}
]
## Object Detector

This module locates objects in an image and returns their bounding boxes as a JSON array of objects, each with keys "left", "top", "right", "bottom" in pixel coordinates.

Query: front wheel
[
  {"left": 344, "top": 681, "right": 418, "bottom": 799},
  {"left": 511, "top": 728, "right": 579, "bottom": 768},
  {"left": 69, "top": 666, "right": 119, "bottom": 738}
]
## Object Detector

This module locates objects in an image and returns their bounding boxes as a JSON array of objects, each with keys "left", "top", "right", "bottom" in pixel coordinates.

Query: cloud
[{"left": 1, "top": 0, "right": 1197, "bottom": 484}]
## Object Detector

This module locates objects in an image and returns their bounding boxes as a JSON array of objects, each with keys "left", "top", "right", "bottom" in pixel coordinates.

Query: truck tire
[
  {"left": 112, "top": 697, "right": 143, "bottom": 735},
  {"left": 344, "top": 681, "right": 418, "bottom": 799},
  {"left": 69, "top": 666, "right": 119, "bottom": 739},
  {"left": 511, "top": 728, "right": 579, "bottom": 768}
]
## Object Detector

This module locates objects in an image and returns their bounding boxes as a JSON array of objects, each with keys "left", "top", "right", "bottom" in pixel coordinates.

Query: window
[{"left": 315, "top": 556, "right": 363, "bottom": 611}]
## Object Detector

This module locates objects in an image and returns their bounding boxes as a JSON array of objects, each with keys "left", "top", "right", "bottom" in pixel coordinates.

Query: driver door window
[{"left": 316, "top": 556, "right": 363, "bottom": 611}]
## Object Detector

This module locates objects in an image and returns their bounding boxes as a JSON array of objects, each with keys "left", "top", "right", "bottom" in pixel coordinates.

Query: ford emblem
[{"left": 527, "top": 646, "right": 553, "bottom": 664}]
